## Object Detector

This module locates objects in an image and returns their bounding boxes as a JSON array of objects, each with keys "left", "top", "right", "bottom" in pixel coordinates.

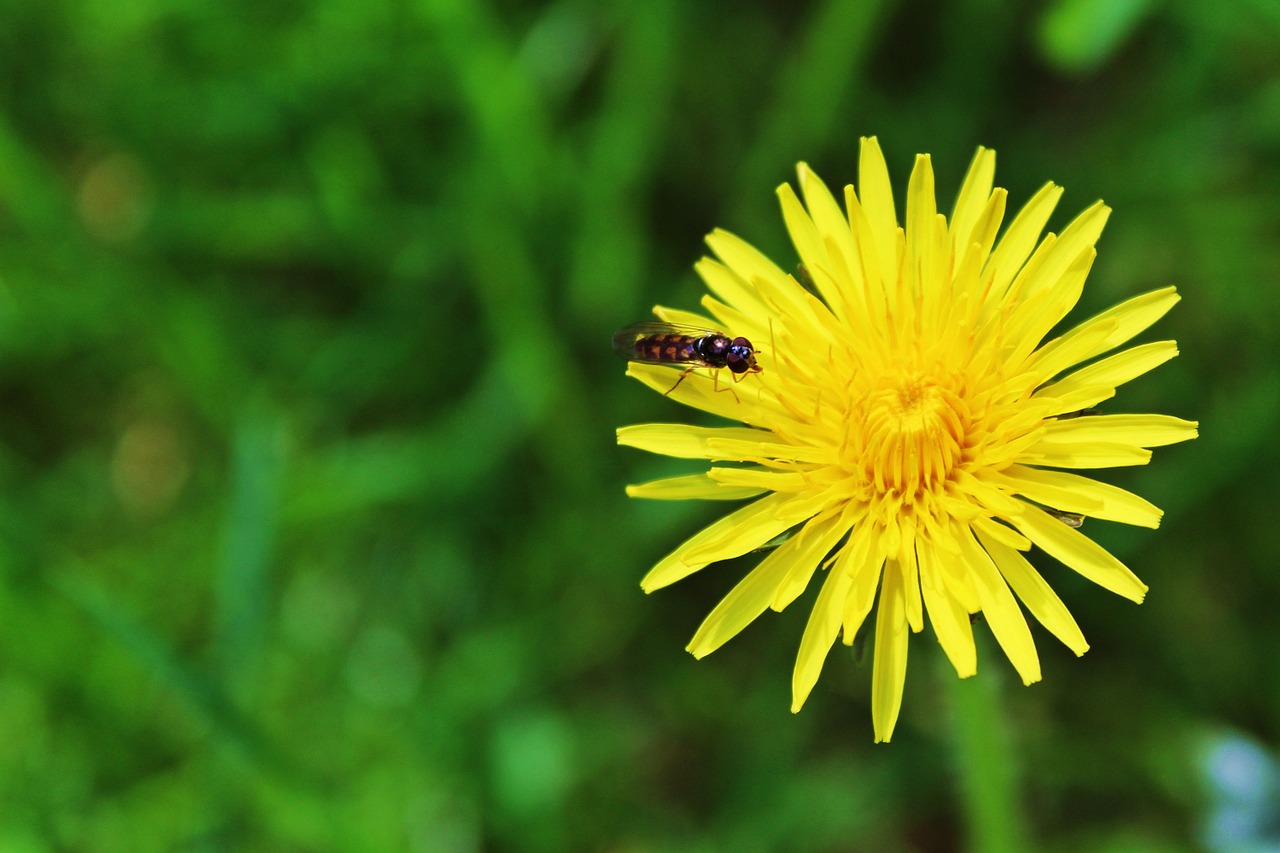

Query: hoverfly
[{"left": 612, "top": 322, "right": 762, "bottom": 396}]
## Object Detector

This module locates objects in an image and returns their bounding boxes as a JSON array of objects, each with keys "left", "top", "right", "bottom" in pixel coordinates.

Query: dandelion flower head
[{"left": 617, "top": 138, "right": 1197, "bottom": 741}]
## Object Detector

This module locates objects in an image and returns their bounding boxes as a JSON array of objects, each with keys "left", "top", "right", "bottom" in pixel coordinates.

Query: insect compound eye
[
  {"left": 725, "top": 350, "right": 749, "bottom": 374},
  {"left": 725, "top": 338, "right": 756, "bottom": 374}
]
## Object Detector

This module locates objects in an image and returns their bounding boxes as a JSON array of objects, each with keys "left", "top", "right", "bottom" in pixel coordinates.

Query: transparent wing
[{"left": 611, "top": 321, "right": 724, "bottom": 364}]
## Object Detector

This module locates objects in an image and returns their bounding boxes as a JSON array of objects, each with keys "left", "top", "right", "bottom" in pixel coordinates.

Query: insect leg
[
  {"left": 664, "top": 367, "right": 696, "bottom": 396},
  {"left": 711, "top": 369, "right": 741, "bottom": 403}
]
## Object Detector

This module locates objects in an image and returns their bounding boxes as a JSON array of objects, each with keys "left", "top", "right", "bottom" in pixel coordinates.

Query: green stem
[{"left": 944, "top": 651, "right": 1032, "bottom": 853}]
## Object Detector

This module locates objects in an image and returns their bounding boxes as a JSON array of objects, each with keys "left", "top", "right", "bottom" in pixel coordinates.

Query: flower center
[{"left": 853, "top": 371, "right": 968, "bottom": 499}]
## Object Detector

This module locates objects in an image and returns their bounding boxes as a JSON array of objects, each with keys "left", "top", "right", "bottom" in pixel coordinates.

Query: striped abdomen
[{"left": 633, "top": 333, "right": 704, "bottom": 364}]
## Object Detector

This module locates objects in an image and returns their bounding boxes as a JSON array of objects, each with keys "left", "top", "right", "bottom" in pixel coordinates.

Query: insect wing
[
  {"left": 1045, "top": 508, "right": 1085, "bottom": 528},
  {"left": 611, "top": 321, "right": 723, "bottom": 364}
]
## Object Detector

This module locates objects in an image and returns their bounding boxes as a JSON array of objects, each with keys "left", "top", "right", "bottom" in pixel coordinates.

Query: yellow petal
[
  {"left": 1014, "top": 201, "right": 1109, "bottom": 303},
  {"left": 693, "top": 257, "right": 767, "bottom": 317},
  {"left": 839, "top": 523, "right": 885, "bottom": 642},
  {"left": 769, "top": 481, "right": 861, "bottom": 527},
  {"left": 898, "top": 550, "right": 924, "bottom": 633},
  {"left": 937, "top": 543, "right": 981, "bottom": 614},
  {"left": 698, "top": 294, "right": 767, "bottom": 346},
  {"left": 797, "top": 162, "right": 860, "bottom": 315},
  {"left": 625, "top": 363, "right": 775, "bottom": 424},
  {"left": 1022, "top": 318, "right": 1118, "bottom": 385},
  {"left": 983, "top": 181, "right": 1063, "bottom": 302},
  {"left": 906, "top": 154, "right": 938, "bottom": 299},
  {"left": 965, "top": 188, "right": 1008, "bottom": 276},
  {"left": 617, "top": 423, "right": 788, "bottom": 459},
  {"left": 733, "top": 238, "right": 845, "bottom": 345},
  {"left": 1001, "top": 246, "right": 1096, "bottom": 368},
  {"left": 1035, "top": 340, "right": 1179, "bottom": 401},
  {"left": 778, "top": 181, "right": 840, "bottom": 313},
  {"left": 948, "top": 240, "right": 987, "bottom": 335},
  {"left": 690, "top": 512, "right": 849, "bottom": 658},
  {"left": 707, "top": 466, "right": 808, "bottom": 492},
  {"left": 956, "top": 527, "right": 1041, "bottom": 685},
  {"left": 707, "top": 228, "right": 837, "bottom": 343},
  {"left": 779, "top": 181, "right": 825, "bottom": 267},
  {"left": 706, "top": 229, "right": 814, "bottom": 325},
  {"left": 652, "top": 304, "right": 719, "bottom": 329},
  {"left": 952, "top": 469, "right": 1026, "bottom": 517},
  {"left": 1032, "top": 384, "right": 1117, "bottom": 418},
  {"left": 857, "top": 136, "right": 900, "bottom": 294},
  {"left": 806, "top": 256, "right": 871, "bottom": 344},
  {"left": 640, "top": 493, "right": 793, "bottom": 591},
  {"left": 1008, "top": 504, "right": 1148, "bottom": 603},
  {"left": 790, "top": 536, "right": 859, "bottom": 712},
  {"left": 975, "top": 528, "right": 1089, "bottom": 655},
  {"left": 949, "top": 146, "right": 996, "bottom": 257},
  {"left": 1003, "top": 463, "right": 1163, "bottom": 528},
  {"left": 871, "top": 565, "right": 910, "bottom": 743},
  {"left": 986, "top": 467, "right": 1103, "bottom": 514},
  {"left": 972, "top": 515, "right": 1032, "bottom": 551},
  {"left": 681, "top": 495, "right": 816, "bottom": 567},
  {"left": 771, "top": 513, "right": 858, "bottom": 611},
  {"left": 1029, "top": 286, "right": 1181, "bottom": 377},
  {"left": 1041, "top": 414, "right": 1199, "bottom": 448},
  {"left": 627, "top": 473, "right": 765, "bottom": 501},
  {"left": 917, "top": 536, "right": 977, "bottom": 678},
  {"left": 843, "top": 183, "right": 889, "bottom": 330},
  {"left": 1019, "top": 441, "right": 1152, "bottom": 468}
]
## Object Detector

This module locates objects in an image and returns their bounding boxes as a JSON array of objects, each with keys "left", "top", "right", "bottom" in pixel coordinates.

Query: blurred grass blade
[
  {"left": 569, "top": 0, "right": 684, "bottom": 321},
  {"left": 286, "top": 361, "right": 525, "bottom": 520},
  {"left": 50, "top": 567, "right": 278, "bottom": 770},
  {"left": 1038, "top": 0, "right": 1156, "bottom": 74},
  {"left": 734, "top": 0, "right": 892, "bottom": 222},
  {"left": 945, "top": 646, "right": 1032, "bottom": 853},
  {"left": 215, "top": 405, "right": 286, "bottom": 695}
]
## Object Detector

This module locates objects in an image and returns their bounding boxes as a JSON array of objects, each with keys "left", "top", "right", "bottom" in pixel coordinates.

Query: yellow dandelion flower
[{"left": 617, "top": 137, "right": 1198, "bottom": 742}]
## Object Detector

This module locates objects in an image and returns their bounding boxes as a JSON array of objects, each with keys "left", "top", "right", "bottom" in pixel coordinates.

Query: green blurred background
[{"left": 0, "top": 0, "right": 1274, "bottom": 850}]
